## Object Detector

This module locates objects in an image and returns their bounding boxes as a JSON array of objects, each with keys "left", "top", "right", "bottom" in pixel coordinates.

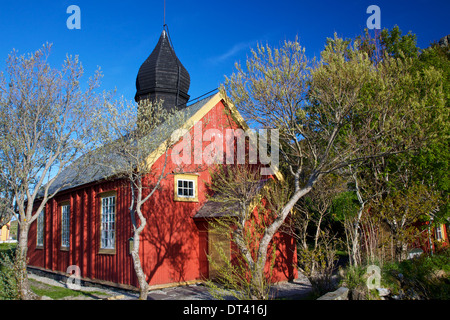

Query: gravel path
[{"left": 28, "top": 271, "right": 312, "bottom": 300}]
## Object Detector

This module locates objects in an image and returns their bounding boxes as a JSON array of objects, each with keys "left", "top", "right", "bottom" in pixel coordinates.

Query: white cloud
[{"left": 208, "top": 40, "right": 257, "bottom": 64}]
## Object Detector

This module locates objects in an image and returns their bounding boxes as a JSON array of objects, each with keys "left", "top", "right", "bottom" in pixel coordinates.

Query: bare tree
[
  {"left": 341, "top": 163, "right": 386, "bottom": 267},
  {"left": 290, "top": 174, "right": 345, "bottom": 295},
  {"left": 205, "top": 164, "right": 289, "bottom": 299},
  {"left": 0, "top": 44, "right": 104, "bottom": 299},
  {"left": 293, "top": 174, "right": 346, "bottom": 251},
  {"left": 344, "top": 151, "right": 443, "bottom": 265},
  {"left": 0, "top": 176, "right": 14, "bottom": 229},
  {"left": 95, "top": 97, "right": 188, "bottom": 299},
  {"left": 374, "top": 183, "right": 440, "bottom": 261}
]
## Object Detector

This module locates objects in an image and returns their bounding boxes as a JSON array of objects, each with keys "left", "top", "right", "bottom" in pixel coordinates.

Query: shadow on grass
[{"left": 29, "top": 279, "right": 109, "bottom": 300}]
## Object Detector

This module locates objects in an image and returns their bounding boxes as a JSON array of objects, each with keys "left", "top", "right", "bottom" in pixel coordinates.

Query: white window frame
[
  {"left": 36, "top": 211, "right": 44, "bottom": 247},
  {"left": 435, "top": 225, "right": 443, "bottom": 241},
  {"left": 100, "top": 195, "right": 116, "bottom": 250},
  {"left": 61, "top": 204, "right": 70, "bottom": 248},
  {"left": 177, "top": 179, "right": 195, "bottom": 198}
]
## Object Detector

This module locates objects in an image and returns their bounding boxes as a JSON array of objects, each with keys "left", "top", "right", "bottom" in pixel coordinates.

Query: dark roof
[
  {"left": 135, "top": 30, "right": 190, "bottom": 106},
  {"left": 44, "top": 94, "right": 215, "bottom": 196},
  {"left": 193, "top": 198, "right": 240, "bottom": 219},
  {"left": 193, "top": 179, "right": 270, "bottom": 219}
]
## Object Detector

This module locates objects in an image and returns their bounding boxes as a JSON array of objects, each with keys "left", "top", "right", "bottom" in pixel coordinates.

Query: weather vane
[{"left": 163, "top": 0, "right": 166, "bottom": 27}]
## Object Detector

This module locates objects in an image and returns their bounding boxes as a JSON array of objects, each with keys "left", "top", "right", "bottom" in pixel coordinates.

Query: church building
[{"left": 26, "top": 28, "right": 297, "bottom": 290}]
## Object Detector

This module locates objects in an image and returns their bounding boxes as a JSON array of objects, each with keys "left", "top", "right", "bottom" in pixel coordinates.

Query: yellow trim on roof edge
[{"left": 144, "top": 91, "right": 284, "bottom": 181}]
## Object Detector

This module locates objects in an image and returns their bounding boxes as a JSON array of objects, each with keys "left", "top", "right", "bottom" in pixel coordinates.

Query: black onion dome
[{"left": 135, "top": 30, "right": 190, "bottom": 109}]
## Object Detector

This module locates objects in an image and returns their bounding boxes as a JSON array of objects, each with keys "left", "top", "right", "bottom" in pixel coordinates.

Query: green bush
[
  {"left": 382, "top": 249, "right": 450, "bottom": 299},
  {"left": 341, "top": 265, "right": 366, "bottom": 290},
  {"left": 0, "top": 251, "right": 20, "bottom": 300},
  {"left": 340, "top": 249, "right": 450, "bottom": 300},
  {"left": 340, "top": 264, "right": 380, "bottom": 300}
]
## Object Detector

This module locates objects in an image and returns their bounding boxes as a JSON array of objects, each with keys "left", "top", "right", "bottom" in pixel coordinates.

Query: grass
[
  {"left": 1, "top": 243, "right": 108, "bottom": 300},
  {"left": 0, "top": 242, "right": 16, "bottom": 255},
  {"left": 29, "top": 279, "right": 107, "bottom": 300}
]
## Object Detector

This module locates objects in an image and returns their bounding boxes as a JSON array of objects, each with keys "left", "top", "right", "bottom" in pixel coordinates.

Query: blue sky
[{"left": 0, "top": 0, "right": 448, "bottom": 102}]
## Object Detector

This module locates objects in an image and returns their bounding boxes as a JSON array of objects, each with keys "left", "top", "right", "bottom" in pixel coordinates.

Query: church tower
[{"left": 135, "top": 29, "right": 190, "bottom": 114}]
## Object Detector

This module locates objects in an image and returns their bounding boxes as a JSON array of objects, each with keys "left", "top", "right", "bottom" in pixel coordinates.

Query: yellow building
[{"left": 0, "top": 223, "right": 10, "bottom": 242}]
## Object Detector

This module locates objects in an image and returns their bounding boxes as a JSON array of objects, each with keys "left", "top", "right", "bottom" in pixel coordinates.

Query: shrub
[
  {"left": 0, "top": 251, "right": 20, "bottom": 300},
  {"left": 299, "top": 244, "right": 338, "bottom": 297},
  {"left": 340, "top": 264, "right": 381, "bottom": 300},
  {"left": 382, "top": 249, "right": 450, "bottom": 299}
]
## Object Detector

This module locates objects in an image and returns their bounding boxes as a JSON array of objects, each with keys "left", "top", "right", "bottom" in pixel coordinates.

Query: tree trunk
[
  {"left": 314, "top": 214, "right": 324, "bottom": 250},
  {"left": 351, "top": 206, "right": 364, "bottom": 267},
  {"left": 131, "top": 198, "right": 149, "bottom": 300},
  {"left": 351, "top": 236, "right": 360, "bottom": 267},
  {"left": 131, "top": 242, "right": 149, "bottom": 300},
  {"left": 351, "top": 171, "right": 365, "bottom": 267},
  {"left": 16, "top": 222, "right": 35, "bottom": 300},
  {"left": 250, "top": 258, "right": 268, "bottom": 300},
  {"left": 249, "top": 178, "right": 317, "bottom": 299}
]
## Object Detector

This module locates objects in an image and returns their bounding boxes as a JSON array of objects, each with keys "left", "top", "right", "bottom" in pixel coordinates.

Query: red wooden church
[{"left": 26, "top": 29, "right": 297, "bottom": 290}]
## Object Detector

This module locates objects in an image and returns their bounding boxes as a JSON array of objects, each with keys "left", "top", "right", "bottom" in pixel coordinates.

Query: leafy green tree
[
  {"left": 220, "top": 31, "right": 439, "bottom": 292},
  {"left": 380, "top": 25, "right": 419, "bottom": 58},
  {"left": 412, "top": 42, "right": 449, "bottom": 222},
  {"left": 342, "top": 27, "right": 448, "bottom": 265},
  {"left": 357, "top": 25, "right": 419, "bottom": 63},
  {"left": 360, "top": 27, "right": 448, "bottom": 221},
  {"left": 375, "top": 184, "right": 440, "bottom": 260}
]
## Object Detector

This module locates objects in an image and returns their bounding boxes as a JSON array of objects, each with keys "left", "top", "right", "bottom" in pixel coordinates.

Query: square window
[
  {"left": 177, "top": 179, "right": 195, "bottom": 198},
  {"left": 174, "top": 175, "right": 198, "bottom": 202}
]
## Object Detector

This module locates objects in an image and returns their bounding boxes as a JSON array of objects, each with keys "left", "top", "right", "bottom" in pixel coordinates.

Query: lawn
[
  {"left": 29, "top": 278, "right": 108, "bottom": 300},
  {"left": 1, "top": 242, "right": 108, "bottom": 300},
  {"left": 0, "top": 242, "right": 16, "bottom": 255}
]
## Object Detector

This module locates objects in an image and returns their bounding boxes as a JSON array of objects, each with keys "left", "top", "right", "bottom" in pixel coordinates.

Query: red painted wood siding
[
  {"left": 27, "top": 99, "right": 297, "bottom": 287},
  {"left": 28, "top": 180, "right": 137, "bottom": 286}
]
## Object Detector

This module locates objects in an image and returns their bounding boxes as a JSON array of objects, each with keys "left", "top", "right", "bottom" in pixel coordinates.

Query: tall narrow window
[
  {"left": 61, "top": 204, "right": 70, "bottom": 249},
  {"left": 37, "top": 211, "right": 44, "bottom": 247},
  {"left": 436, "top": 225, "right": 443, "bottom": 241},
  {"left": 101, "top": 195, "right": 116, "bottom": 250}
]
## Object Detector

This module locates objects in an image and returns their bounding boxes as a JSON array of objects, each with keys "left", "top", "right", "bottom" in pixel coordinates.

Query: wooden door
[{"left": 208, "top": 228, "right": 230, "bottom": 279}]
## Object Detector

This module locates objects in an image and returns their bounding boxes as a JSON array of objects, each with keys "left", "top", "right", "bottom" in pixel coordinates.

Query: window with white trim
[
  {"left": 436, "top": 225, "right": 443, "bottom": 241},
  {"left": 174, "top": 174, "right": 198, "bottom": 202},
  {"left": 37, "top": 211, "right": 44, "bottom": 247},
  {"left": 177, "top": 179, "right": 195, "bottom": 198},
  {"left": 61, "top": 204, "right": 70, "bottom": 248},
  {"left": 101, "top": 195, "right": 116, "bottom": 249}
]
